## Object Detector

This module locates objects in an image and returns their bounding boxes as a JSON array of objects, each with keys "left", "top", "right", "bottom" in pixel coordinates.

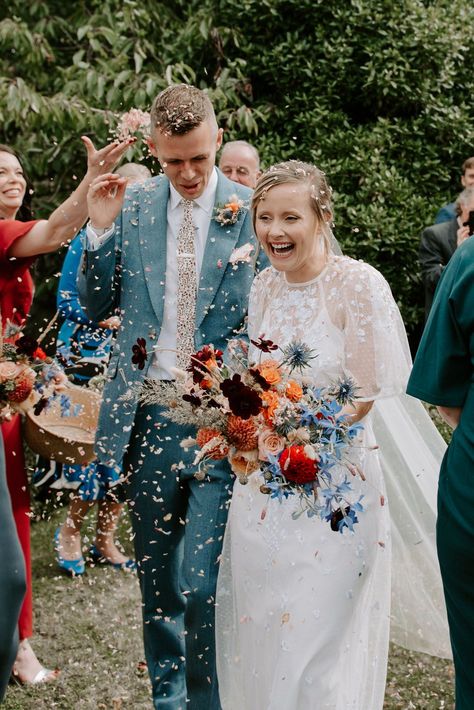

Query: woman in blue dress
[
  {"left": 34, "top": 232, "right": 134, "bottom": 574},
  {"left": 36, "top": 162, "right": 151, "bottom": 575}
]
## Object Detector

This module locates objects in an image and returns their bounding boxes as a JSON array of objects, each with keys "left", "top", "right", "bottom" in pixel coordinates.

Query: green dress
[{"left": 407, "top": 236, "right": 474, "bottom": 709}]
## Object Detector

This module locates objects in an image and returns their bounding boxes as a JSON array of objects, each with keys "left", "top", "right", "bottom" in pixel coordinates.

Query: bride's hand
[{"left": 342, "top": 400, "right": 373, "bottom": 423}]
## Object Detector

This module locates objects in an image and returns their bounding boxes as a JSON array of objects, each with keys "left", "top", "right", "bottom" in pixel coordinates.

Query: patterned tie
[{"left": 176, "top": 199, "right": 196, "bottom": 370}]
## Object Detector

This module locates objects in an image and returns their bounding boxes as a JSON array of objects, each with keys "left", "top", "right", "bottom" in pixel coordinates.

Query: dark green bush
[{"left": 1, "top": 0, "right": 473, "bottom": 347}]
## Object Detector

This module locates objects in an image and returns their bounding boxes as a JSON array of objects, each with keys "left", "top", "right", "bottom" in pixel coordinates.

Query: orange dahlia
[
  {"left": 226, "top": 415, "right": 258, "bottom": 451},
  {"left": 7, "top": 368, "right": 36, "bottom": 403},
  {"left": 196, "top": 428, "right": 229, "bottom": 460}
]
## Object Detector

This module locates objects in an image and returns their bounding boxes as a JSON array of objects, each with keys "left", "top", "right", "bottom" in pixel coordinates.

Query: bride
[{"left": 215, "top": 161, "right": 451, "bottom": 709}]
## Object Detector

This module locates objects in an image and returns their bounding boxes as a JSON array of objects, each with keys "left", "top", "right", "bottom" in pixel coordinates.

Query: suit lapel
[
  {"left": 195, "top": 174, "right": 248, "bottom": 329},
  {"left": 138, "top": 176, "right": 169, "bottom": 324}
]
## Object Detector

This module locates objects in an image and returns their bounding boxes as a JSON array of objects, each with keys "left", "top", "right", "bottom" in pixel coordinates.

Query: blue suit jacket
[{"left": 78, "top": 170, "right": 261, "bottom": 466}]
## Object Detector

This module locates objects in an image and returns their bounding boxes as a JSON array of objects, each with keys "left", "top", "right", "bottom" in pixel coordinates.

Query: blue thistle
[
  {"left": 280, "top": 341, "right": 318, "bottom": 373},
  {"left": 329, "top": 377, "right": 359, "bottom": 405}
]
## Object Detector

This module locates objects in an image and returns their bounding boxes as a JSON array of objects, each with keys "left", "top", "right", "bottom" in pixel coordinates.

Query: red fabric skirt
[
  {"left": 0, "top": 220, "right": 40, "bottom": 642},
  {"left": 3, "top": 415, "right": 32, "bottom": 640}
]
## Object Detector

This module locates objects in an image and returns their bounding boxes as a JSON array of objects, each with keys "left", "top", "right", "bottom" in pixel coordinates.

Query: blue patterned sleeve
[{"left": 57, "top": 230, "right": 97, "bottom": 327}]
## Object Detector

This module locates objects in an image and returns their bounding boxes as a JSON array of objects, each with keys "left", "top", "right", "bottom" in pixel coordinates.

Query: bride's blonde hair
[{"left": 251, "top": 161, "right": 333, "bottom": 255}]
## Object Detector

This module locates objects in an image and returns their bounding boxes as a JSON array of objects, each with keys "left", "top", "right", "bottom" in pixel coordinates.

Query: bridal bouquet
[
  {"left": 131, "top": 336, "right": 366, "bottom": 533},
  {"left": 0, "top": 322, "right": 73, "bottom": 422}
]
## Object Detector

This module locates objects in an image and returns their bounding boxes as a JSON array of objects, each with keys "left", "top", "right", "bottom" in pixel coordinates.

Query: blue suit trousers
[{"left": 124, "top": 403, "right": 231, "bottom": 710}]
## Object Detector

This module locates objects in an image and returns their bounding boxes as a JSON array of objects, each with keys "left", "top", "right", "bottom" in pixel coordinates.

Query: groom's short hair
[{"left": 150, "top": 84, "right": 217, "bottom": 135}]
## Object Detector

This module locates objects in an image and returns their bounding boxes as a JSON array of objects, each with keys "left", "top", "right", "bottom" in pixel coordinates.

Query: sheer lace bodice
[{"left": 248, "top": 256, "right": 412, "bottom": 400}]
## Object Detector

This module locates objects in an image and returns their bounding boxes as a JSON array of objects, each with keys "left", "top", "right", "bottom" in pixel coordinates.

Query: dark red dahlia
[
  {"left": 279, "top": 445, "right": 318, "bottom": 484},
  {"left": 330, "top": 506, "right": 351, "bottom": 532},
  {"left": 220, "top": 374, "right": 262, "bottom": 420},
  {"left": 33, "top": 396, "right": 49, "bottom": 416}
]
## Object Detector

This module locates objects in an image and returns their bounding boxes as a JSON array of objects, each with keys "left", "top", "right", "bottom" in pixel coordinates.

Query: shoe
[
  {"left": 88, "top": 544, "right": 137, "bottom": 571},
  {"left": 11, "top": 640, "right": 61, "bottom": 686},
  {"left": 54, "top": 527, "right": 85, "bottom": 576},
  {"left": 11, "top": 667, "right": 60, "bottom": 686}
]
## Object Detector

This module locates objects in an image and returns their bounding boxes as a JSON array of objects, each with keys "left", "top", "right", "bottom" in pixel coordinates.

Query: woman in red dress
[{"left": 0, "top": 137, "right": 131, "bottom": 690}]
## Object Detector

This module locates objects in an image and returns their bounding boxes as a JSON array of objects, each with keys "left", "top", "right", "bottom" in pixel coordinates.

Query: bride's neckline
[{"left": 283, "top": 255, "right": 336, "bottom": 287}]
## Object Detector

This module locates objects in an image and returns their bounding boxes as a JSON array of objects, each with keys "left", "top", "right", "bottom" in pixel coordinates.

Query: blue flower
[
  {"left": 329, "top": 377, "right": 359, "bottom": 405},
  {"left": 280, "top": 341, "right": 317, "bottom": 372}
]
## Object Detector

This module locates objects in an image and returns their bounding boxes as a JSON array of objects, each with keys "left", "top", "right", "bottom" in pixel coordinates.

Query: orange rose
[
  {"left": 227, "top": 202, "right": 240, "bottom": 212},
  {"left": 197, "top": 358, "right": 218, "bottom": 390},
  {"left": 203, "top": 357, "right": 218, "bottom": 371},
  {"left": 286, "top": 380, "right": 303, "bottom": 402},
  {"left": 261, "top": 390, "right": 280, "bottom": 424},
  {"left": 256, "top": 359, "right": 281, "bottom": 386}
]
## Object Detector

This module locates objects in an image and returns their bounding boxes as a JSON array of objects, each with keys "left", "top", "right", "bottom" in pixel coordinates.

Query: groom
[{"left": 79, "top": 84, "right": 261, "bottom": 709}]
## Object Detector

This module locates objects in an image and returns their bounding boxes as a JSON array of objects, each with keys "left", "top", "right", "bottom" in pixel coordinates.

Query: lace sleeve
[{"left": 337, "top": 260, "right": 412, "bottom": 401}]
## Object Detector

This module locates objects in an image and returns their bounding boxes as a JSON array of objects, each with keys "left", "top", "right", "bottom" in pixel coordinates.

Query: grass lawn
[{"left": 4, "top": 482, "right": 455, "bottom": 709}]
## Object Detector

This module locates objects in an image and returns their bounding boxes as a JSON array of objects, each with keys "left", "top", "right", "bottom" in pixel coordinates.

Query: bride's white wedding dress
[{"left": 216, "top": 256, "right": 450, "bottom": 710}]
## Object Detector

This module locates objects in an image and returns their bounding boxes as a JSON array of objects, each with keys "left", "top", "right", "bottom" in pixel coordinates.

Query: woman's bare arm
[
  {"left": 437, "top": 405, "right": 462, "bottom": 429},
  {"left": 8, "top": 136, "right": 134, "bottom": 258}
]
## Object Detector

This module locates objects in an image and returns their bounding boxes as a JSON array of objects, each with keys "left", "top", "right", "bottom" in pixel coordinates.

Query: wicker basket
[{"left": 24, "top": 385, "right": 101, "bottom": 465}]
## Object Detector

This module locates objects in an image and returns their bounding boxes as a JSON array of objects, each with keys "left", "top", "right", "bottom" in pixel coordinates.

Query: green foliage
[{"left": 1, "top": 0, "right": 474, "bottom": 345}]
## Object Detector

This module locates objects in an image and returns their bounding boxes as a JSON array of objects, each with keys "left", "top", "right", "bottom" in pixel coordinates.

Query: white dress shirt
[{"left": 86, "top": 168, "right": 218, "bottom": 379}]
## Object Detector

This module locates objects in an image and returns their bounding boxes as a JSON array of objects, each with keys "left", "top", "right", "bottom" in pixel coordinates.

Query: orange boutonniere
[{"left": 214, "top": 194, "right": 247, "bottom": 226}]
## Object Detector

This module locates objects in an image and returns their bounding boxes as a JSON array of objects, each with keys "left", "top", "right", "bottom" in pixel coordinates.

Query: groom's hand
[{"left": 87, "top": 173, "right": 128, "bottom": 229}]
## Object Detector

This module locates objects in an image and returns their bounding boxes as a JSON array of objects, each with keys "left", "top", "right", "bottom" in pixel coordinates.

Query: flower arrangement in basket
[
  {"left": 131, "top": 337, "right": 368, "bottom": 533},
  {"left": 0, "top": 315, "right": 101, "bottom": 465},
  {"left": 0, "top": 320, "right": 71, "bottom": 423}
]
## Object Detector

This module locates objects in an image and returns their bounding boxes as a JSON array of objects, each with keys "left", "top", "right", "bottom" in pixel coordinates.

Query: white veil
[
  {"left": 373, "top": 394, "right": 451, "bottom": 658},
  {"left": 334, "top": 237, "right": 451, "bottom": 657},
  {"left": 327, "top": 225, "right": 343, "bottom": 256}
]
